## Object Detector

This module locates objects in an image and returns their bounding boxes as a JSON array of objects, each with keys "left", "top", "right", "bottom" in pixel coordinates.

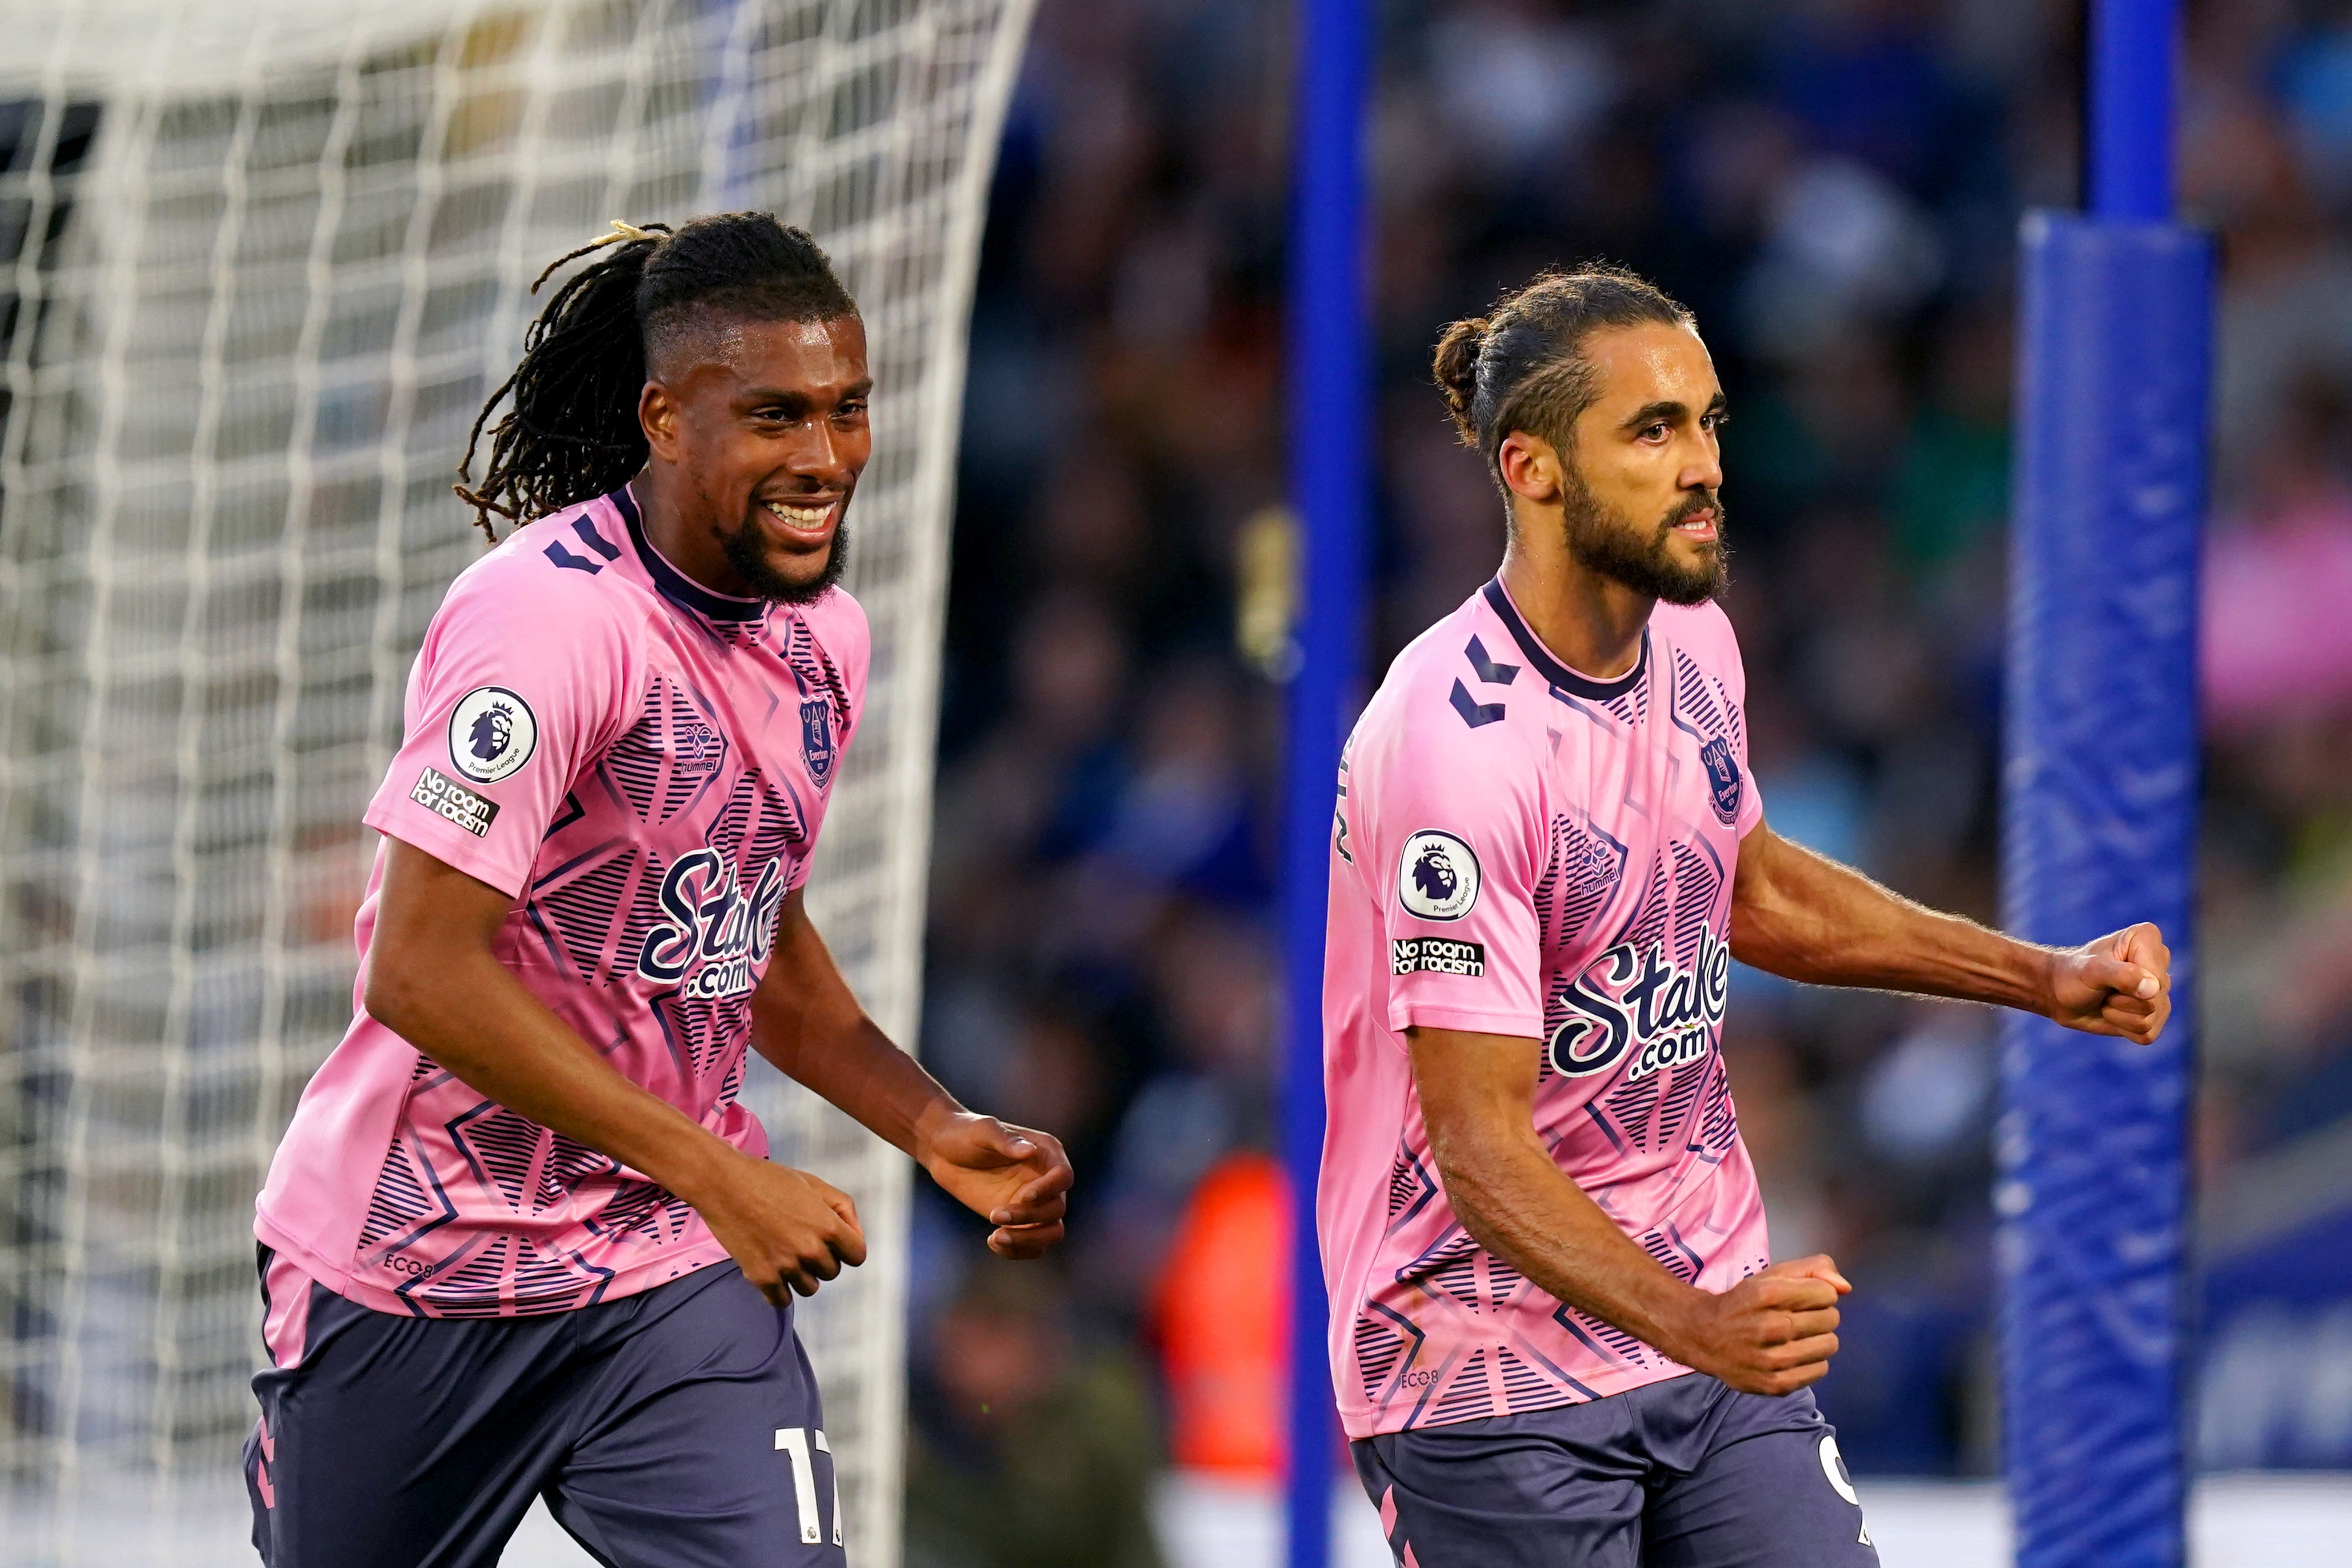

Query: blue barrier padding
[
  {"left": 1282, "top": 0, "right": 1370, "bottom": 1563},
  {"left": 2001, "top": 212, "right": 2210, "bottom": 1568}
]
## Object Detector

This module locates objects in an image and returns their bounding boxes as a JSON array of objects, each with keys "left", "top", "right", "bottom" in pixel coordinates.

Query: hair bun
[{"left": 1431, "top": 314, "right": 1489, "bottom": 445}]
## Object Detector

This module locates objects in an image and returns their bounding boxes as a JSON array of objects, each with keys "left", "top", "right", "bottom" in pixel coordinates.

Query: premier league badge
[
  {"left": 800, "top": 697, "right": 836, "bottom": 788},
  {"left": 446, "top": 686, "right": 537, "bottom": 785},
  {"left": 1397, "top": 829, "right": 1480, "bottom": 921},
  {"left": 1699, "top": 734, "right": 1741, "bottom": 825}
]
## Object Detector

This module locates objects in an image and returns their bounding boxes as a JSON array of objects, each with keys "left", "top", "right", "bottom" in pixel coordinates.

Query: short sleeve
[
  {"left": 1734, "top": 737, "right": 1764, "bottom": 838},
  {"left": 817, "top": 587, "right": 871, "bottom": 758},
  {"left": 362, "top": 558, "right": 639, "bottom": 898},
  {"left": 1356, "top": 710, "right": 1547, "bottom": 1041},
  {"left": 1717, "top": 609, "right": 1765, "bottom": 838}
]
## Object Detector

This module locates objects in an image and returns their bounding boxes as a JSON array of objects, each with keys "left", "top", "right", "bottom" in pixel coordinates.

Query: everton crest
[
  {"left": 1699, "top": 734, "right": 1741, "bottom": 825},
  {"left": 800, "top": 697, "right": 837, "bottom": 789}
]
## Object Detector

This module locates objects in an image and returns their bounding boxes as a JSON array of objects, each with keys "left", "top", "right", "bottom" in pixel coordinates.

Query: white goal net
[{"left": 0, "top": 1, "right": 1033, "bottom": 1561}]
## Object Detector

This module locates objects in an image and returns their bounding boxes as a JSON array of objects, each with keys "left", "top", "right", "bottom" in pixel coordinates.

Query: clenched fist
[
  {"left": 2044, "top": 922, "right": 2171, "bottom": 1046},
  {"left": 687, "top": 1153, "right": 868, "bottom": 1305},
  {"left": 1661, "top": 1254, "right": 1850, "bottom": 1397}
]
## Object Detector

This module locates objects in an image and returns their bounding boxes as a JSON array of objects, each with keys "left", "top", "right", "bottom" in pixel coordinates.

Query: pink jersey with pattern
[
  {"left": 255, "top": 486, "right": 866, "bottom": 1318},
  {"left": 1320, "top": 577, "right": 1771, "bottom": 1438}
]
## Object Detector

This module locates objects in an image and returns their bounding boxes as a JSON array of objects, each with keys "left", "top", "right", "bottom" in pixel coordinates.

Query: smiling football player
[{"left": 244, "top": 213, "right": 1072, "bottom": 1568}]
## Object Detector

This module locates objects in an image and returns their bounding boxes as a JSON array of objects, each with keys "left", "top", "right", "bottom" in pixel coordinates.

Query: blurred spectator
[
  {"left": 2203, "top": 374, "right": 2352, "bottom": 728},
  {"left": 1150, "top": 1153, "right": 1286, "bottom": 1480},
  {"left": 904, "top": 1265, "right": 1165, "bottom": 1568}
]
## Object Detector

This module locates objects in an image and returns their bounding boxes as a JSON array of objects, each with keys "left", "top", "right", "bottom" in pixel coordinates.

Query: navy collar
[
  {"left": 1481, "top": 577, "right": 1647, "bottom": 700},
  {"left": 610, "top": 483, "right": 769, "bottom": 623}
]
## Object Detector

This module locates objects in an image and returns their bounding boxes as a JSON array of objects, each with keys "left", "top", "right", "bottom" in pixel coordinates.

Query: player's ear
[
  {"left": 639, "top": 379, "right": 683, "bottom": 462},
  {"left": 1497, "top": 430, "right": 1562, "bottom": 505}
]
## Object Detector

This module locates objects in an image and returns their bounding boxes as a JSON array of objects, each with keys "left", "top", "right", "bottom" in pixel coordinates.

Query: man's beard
[
  {"left": 1561, "top": 468, "right": 1727, "bottom": 606},
  {"left": 721, "top": 513, "right": 851, "bottom": 605}
]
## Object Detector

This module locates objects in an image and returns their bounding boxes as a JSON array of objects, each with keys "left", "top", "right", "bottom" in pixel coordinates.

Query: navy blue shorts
[
  {"left": 243, "top": 1249, "right": 846, "bottom": 1568},
  {"left": 1352, "top": 1373, "right": 1878, "bottom": 1568}
]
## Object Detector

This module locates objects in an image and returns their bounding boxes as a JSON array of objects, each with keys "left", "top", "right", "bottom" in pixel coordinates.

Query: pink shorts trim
[{"left": 261, "top": 1251, "right": 319, "bottom": 1370}]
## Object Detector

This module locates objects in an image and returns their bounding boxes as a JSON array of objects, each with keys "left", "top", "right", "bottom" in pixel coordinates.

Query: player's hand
[
  {"left": 1664, "top": 1254, "right": 1849, "bottom": 1397},
  {"left": 2045, "top": 922, "right": 2171, "bottom": 1045},
  {"left": 915, "top": 1108, "right": 1072, "bottom": 1259},
  {"left": 690, "top": 1153, "right": 867, "bottom": 1305}
]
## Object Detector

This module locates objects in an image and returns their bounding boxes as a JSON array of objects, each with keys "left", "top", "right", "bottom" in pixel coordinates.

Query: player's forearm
[
  {"left": 1730, "top": 826, "right": 2053, "bottom": 1012},
  {"left": 366, "top": 948, "right": 742, "bottom": 1202},
  {"left": 1434, "top": 1130, "right": 1707, "bottom": 1361},
  {"left": 758, "top": 1001, "right": 965, "bottom": 1159},
  {"left": 750, "top": 898, "right": 963, "bottom": 1158}
]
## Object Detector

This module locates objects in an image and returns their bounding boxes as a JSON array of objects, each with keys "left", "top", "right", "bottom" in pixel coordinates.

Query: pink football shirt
[
  {"left": 1321, "top": 576, "right": 1770, "bottom": 1438},
  {"left": 256, "top": 486, "right": 866, "bottom": 1317}
]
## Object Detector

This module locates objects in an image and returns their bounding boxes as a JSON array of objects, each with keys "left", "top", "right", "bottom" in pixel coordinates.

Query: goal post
[{"left": 0, "top": 1, "right": 1035, "bottom": 1560}]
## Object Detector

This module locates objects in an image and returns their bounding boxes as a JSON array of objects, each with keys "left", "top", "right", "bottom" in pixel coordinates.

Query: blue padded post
[
  {"left": 2087, "top": 0, "right": 2178, "bottom": 223},
  {"left": 2000, "top": 211, "right": 2209, "bottom": 1568},
  {"left": 1281, "top": 0, "right": 1370, "bottom": 1562}
]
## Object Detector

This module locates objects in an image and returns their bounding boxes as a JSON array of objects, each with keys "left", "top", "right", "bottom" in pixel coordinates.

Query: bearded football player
[
  {"left": 1321, "top": 265, "right": 2172, "bottom": 1567},
  {"left": 245, "top": 213, "right": 1071, "bottom": 1567}
]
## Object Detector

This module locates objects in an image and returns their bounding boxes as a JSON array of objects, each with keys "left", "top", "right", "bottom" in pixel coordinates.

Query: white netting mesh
[{"left": 0, "top": 1, "right": 1034, "bottom": 1559}]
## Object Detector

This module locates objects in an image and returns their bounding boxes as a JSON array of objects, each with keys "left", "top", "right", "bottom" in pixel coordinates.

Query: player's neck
[
  {"left": 1498, "top": 536, "right": 1652, "bottom": 682},
  {"left": 630, "top": 468, "right": 759, "bottom": 599}
]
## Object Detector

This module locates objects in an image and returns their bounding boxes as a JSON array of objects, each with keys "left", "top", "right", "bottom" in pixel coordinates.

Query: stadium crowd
[{"left": 900, "top": 3, "right": 2352, "bottom": 1560}]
